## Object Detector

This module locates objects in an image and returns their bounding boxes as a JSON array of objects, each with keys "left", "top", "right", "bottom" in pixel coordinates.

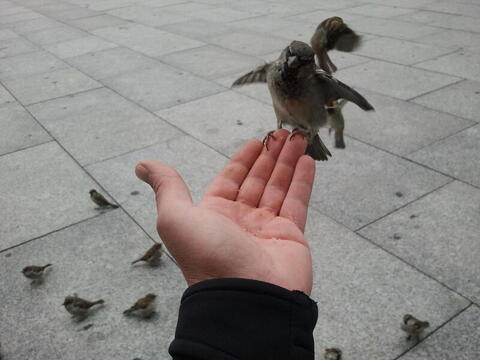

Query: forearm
[{"left": 169, "top": 278, "right": 318, "bottom": 359}]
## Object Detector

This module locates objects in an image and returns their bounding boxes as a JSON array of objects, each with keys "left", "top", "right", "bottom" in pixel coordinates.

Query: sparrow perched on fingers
[
  {"left": 327, "top": 99, "right": 348, "bottom": 148},
  {"left": 131, "top": 243, "right": 163, "bottom": 266},
  {"left": 22, "top": 264, "right": 52, "bottom": 281},
  {"left": 123, "top": 293, "right": 157, "bottom": 318},
  {"left": 311, "top": 16, "right": 361, "bottom": 74},
  {"left": 89, "top": 189, "right": 119, "bottom": 209},
  {"left": 232, "top": 40, "right": 374, "bottom": 161},
  {"left": 63, "top": 295, "right": 104, "bottom": 318},
  {"left": 324, "top": 348, "right": 342, "bottom": 360},
  {"left": 401, "top": 314, "right": 430, "bottom": 341}
]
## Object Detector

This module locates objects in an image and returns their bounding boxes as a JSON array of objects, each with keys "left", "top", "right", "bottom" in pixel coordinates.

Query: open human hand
[{"left": 135, "top": 129, "right": 315, "bottom": 294}]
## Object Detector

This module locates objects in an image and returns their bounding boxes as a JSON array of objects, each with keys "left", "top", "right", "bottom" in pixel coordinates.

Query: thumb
[{"left": 135, "top": 160, "right": 193, "bottom": 214}]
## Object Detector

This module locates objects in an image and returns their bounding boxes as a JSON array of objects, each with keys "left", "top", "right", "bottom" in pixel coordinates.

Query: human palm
[{"left": 136, "top": 130, "right": 315, "bottom": 295}]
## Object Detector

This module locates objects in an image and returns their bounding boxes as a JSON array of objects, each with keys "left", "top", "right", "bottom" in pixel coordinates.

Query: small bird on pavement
[
  {"left": 131, "top": 243, "right": 163, "bottom": 266},
  {"left": 311, "top": 16, "right": 361, "bottom": 74},
  {"left": 123, "top": 293, "right": 157, "bottom": 318},
  {"left": 324, "top": 348, "right": 342, "bottom": 360},
  {"left": 63, "top": 295, "right": 104, "bottom": 319},
  {"left": 22, "top": 264, "right": 52, "bottom": 282},
  {"left": 401, "top": 314, "right": 430, "bottom": 341},
  {"left": 89, "top": 189, "right": 119, "bottom": 209},
  {"left": 232, "top": 40, "right": 373, "bottom": 161}
]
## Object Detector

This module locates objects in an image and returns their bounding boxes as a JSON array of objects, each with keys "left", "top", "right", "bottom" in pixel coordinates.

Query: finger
[
  {"left": 136, "top": 160, "right": 193, "bottom": 215},
  {"left": 279, "top": 155, "right": 315, "bottom": 232},
  {"left": 203, "top": 139, "right": 263, "bottom": 200},
  {"left": 236, "top": 129, "right": 289, "bottom": 207},
  {"left": 258, "top": 133, "right": 308, "bottom": 214}
]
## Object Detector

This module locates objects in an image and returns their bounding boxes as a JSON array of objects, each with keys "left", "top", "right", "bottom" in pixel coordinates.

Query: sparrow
[
  {"left": 231, "top": 40, "right": 374, "bottom": 161},
  {"left": 311, "top": 16, "right": 361, "bottom": 74},
  {"left": 22, "top": 264, "right": 52, "bottom": 282},
  {"left": 123, "top": 293, "right": 157, "bottom": 318},
  {"left": 326, "top": 99, "right": 348, "bottom": 148},
  {"left": 63, "top": 295, "right": 104, "bottom": 318},
  {"left": 401, "top": 314, "right": 430, "bottom": 341},
  {"left": 89, "top": 189, "right": 119, "bottom": 209},
  {"left": 324, "top": 348, "right": 342, "bottom": 360},
  {"left": 131, "top": 243, "right": 163, "bottom": 266}
]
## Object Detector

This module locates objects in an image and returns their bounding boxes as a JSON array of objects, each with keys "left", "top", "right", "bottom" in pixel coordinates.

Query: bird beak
[{"left": 287, "top": 56, "right": 300, "bottom": 69}]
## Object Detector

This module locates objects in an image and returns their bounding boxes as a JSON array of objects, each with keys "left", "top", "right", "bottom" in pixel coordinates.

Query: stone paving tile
[
  {"left": 160, "top": 45, "right": 263, "bottom": 80},
  {"left": 342, "top": 89, "right": 474, "bottom": 155},
  {"left": 337, "top": 60, "right": 462, "bottom": 100},
  {"left": 157, "top": 90, "right": 276, "bottom": 156},
  {"left": 2, "top": 16, "right": 61, "bottom": 34},
  {"left": 308, "top": 137, "right": 450, "bottom": 230},
  {"left": 0, "top": 142, "right": 100, "bottom": 248},
  {"left": 344, "top": 4, "right": 417, "bottom": 18},
  {"left": 429, "top": 15, "right": 480, "bottom": 33},
  {"left": 356, "top": 37, "right": 455, "bottom": 65},
  {"left": 306, "top": 209, "right": 470, "bottom": 360},
  {"left": 357, "top": 0, "right": 438, "bottom": 8},
  {"left": 229, "top": 15, "right": 307, "bottom": 33},
  {"left": 0, "top": 102, "right": 51, "bottom": 156},
  {"left": 141, "top": 0, "right": 190, "bottom": 7},
  {"left": 28, "top": 87, "right": 181, "bottom": 165},
  {"left": 191, "top": 7, "right": 258, "bottom": 23},
  {"left": 67, "top": 14, "right": 129, "bottom": 31},
  {"left": 415, "top": 50, "right": 480, "bottom": 82},
  {"left": 207, "top": 30, "right": 288, "bottom": 56},
  {"left": 307, "top": 0, "right": 363, "bottom": 11},
  {"left": 393, "top": 10, "right": 462, "bottom": 27},
  {"left": 44, "top": 35, "right": 118, "bottom": 59},
  {"left": 0, "top": 5, "right": 30, "bottom": 15},
  {"left": 0, "top": 50, "right": 68, "bottom": 80},
  {"left": 407, "top": 124, "right": 480, "bottom": 187},
  {"left": 359, "top": 181, "right": 480, "bottom": 303},
  {"left": 0, "top": 83, "right": 14, "bottom": 105},
  {"left": 412, "top": 80, "right": 480, "bottom": 122},
  {"left": 0, "top": 10, "right": 42, "bottom": 24},
  {"left": 414, "top": 29, "right": 480, "bottom": 51},
  {"left": 286, "top": 9, "right": 360, "bottom": 26},
  {"left": 400, "top": 305, "right": 480, "bottom": 360},
  {"left": 0, "top": 37, "right": 38, "bottom": 58},
  {"left": 24, "top": 25, "right": 86, "bottom": 45},
  {"left": 2, "top": 67, "right": 100, "bottom": 105},
  {"left": 159, "top": 19, "right": 236, "bottom": 42},
  {"left": 86, "top": 135, "right": 228, "bottom": 239},
  {"left": 66, "top": 46, "right": 160, "bottom": 80},
  {"left": 102, "top": 64, "right": 225, "bottom": 112},
  {"left": 420, "top": 1, "right": 480, "bottom": 18},
  {"left": 46, "top": 6, "right": 101, "bottom": 21},
  {"left": 348, "top": 16, "right": 441, "bottom": 40},
  {"left": 107, "top": 5, "right": 188, "bottom": 27},
  {"left": 0, "top": 210, "right": 185, "bottom": 360},
  {"left": 0, "top": 29, "right": 18, "bottom": 41},
  {"left": 92, "top": 23, "right": 205, "bottom": 57},
  {"left": 79, "top": 0, "right": 136, "bottom": 12}
]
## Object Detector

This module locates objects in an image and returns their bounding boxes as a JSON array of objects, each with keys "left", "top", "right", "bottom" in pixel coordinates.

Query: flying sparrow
[
  {"left": 89, "top": 189, "right": 119, "bottom": 209},
  {"left": 123, "top": 293, "right": 157, "bottom": 318},
  {"left": 22, "top": 264, "right": 52, "bottom": 282},
  {"left": 63, "top": 295, "right": 104, "bottom": 318},
  {"left": 232, "top": 40, "right": 373, "bottom": 161},
  {"left": 131, "top": 243, "right": 163, "bottom": 266},
  {"left": 324, "top": 348, "right": 342, "bottom": 360},
  {"left": 311, "top": 16, "right": 361, "bottom": 74},
  {"left": 401, "top": 314, "right": 430, "bottom": 341}
]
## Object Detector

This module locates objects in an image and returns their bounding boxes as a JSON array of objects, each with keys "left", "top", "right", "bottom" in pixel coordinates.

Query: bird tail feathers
[{"left": 306, "top": 135, "right": 331, "bottom": 161}]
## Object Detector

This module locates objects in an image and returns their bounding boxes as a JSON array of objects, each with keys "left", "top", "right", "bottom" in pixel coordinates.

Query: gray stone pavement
[{"left": 0, "top": 0, "right": 479, "bottom": 358}]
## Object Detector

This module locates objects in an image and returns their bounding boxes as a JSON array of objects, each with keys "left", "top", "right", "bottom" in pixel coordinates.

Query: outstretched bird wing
[
  {"left": 315, "top": 70, "right": 374, "bottom": 111},
  {"left": 231, "top": 63, "right": 272, "bottom": 87}
]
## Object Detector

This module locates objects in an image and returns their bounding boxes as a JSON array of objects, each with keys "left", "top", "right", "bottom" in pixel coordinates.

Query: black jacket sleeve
[{"left": 169, "top": 278, "right": 318, "bottom": 359}]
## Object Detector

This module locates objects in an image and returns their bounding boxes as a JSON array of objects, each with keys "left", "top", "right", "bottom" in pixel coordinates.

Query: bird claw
[
  {"left": 262, "top": 131, "right": 276, "bottom": 150},
  {"left": 289, "top": 129, "right": 306, "bottom": 142}
]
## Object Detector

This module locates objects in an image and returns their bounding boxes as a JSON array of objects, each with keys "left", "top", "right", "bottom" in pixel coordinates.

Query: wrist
[{"left": 169, "top": 278, "right": 318, "bottom": 359}]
